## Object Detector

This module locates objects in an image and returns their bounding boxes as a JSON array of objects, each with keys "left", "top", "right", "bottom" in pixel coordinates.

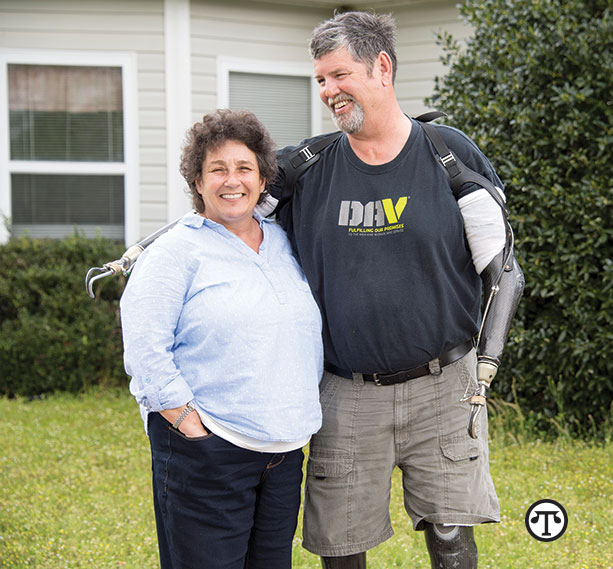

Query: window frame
[
  {"left": 216, "top": 56, "right": 322, "bottom": 139},
  {"left": 0, "top": 49, "right": 139, "bottom": 244}
]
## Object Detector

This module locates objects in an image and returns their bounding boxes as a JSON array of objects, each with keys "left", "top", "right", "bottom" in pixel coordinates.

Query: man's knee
[{"left": 424, "top": 523, "right": 478, "bottom": 569}]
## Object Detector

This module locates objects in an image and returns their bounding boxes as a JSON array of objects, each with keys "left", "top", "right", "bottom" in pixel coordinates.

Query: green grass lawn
[{"left": 0, "top": 390, "right": 611, "bottom": 568}]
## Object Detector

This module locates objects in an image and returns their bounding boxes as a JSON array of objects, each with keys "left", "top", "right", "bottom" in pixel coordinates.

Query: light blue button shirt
[{"left": 120, "top": 212, "right": 323, "bottom": 443}]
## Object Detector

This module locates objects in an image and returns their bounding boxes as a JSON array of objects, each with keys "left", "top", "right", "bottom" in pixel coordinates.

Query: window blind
[
  {"left": 8, "top": 64, "right": 124, "bottom": 162},
  {"left": 229, "top": 72, "right": 311, "bottom": 148},
  {"left": 11, "top": 173, "right": 124, "bottom": 239}
]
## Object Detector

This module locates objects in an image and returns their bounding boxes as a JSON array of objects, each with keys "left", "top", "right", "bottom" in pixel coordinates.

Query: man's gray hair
[{"left": 309, "top": 11, "right": 398, "bottom": 84}]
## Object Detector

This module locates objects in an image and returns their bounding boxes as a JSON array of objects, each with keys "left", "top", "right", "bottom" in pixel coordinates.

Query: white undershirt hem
[{"left": 197, "top": 407, "right": 310, "bottom": 453}]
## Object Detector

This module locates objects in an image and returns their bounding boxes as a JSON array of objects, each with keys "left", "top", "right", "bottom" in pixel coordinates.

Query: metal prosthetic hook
[
  {"left": 84, "top": 218, "right": 181, "bottom": 298},
  {"left": 467, "top": 359, "right": 498, "bottom": 439}
]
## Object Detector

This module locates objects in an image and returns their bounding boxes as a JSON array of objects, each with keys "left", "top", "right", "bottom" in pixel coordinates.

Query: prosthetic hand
[
  {"left": 85, "top": 218, "right": 180, "bottom": 297},
  {"left": 468, "top": 250, "right": 524, "bottom": 438}
]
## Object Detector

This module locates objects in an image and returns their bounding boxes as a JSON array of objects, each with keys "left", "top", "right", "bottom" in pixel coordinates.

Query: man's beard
[{"left": 329, "top": 98, "right": 365, "bottom": 134}]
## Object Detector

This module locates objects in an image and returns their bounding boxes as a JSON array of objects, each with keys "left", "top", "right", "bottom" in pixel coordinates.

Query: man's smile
[{"left": 329, "top": 96, "right": 354, "bottom": 113}]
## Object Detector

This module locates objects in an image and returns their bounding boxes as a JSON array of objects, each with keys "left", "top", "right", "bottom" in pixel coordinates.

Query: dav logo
[{"left": 338, "top": 197, "right": 408, "bottom": 235}]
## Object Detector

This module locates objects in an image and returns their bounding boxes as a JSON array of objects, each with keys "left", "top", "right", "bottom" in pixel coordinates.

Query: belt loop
[
  {"left": 352, "top": 371, "right": 365, "bottom": 386},
  {"left": 428, "top": 359, "right": 442, "bottom": 376}
]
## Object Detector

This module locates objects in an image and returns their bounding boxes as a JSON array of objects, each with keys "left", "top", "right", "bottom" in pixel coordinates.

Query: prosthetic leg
[
  {"left": 424, "top": 523, "right": 478, "bottom": 569},
  {"left": 321, "top": 553, "right": 367, "bottom": 569}
]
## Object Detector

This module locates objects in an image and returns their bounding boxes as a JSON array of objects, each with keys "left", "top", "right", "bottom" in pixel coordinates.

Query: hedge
[
  {"left": 427, "top": 0, "right": 612, "bottom": 436},
  {"left": 0, "top": 234, "right": 128, "bottom": 396}
]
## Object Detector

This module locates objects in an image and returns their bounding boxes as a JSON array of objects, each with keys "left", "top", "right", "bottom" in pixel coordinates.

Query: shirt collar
[
  {"left": 180, "top": 211, "right": 206, "bottom": 229},
  {"left": 179, "top": 210, "right": 270, "bottom": 229}
]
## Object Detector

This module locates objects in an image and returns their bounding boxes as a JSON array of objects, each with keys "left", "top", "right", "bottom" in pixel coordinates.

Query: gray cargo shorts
[{"left": 302, "top": 348, "right": 500, "bottom": 557}]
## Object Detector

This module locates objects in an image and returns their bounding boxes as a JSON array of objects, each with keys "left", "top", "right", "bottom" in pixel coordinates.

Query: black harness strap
[
  {"left": 418, "top": 120, "right": 509, "bottom": 217},
  {"left": 288, "top": 132, "right": 343, "bottom": 170},
  {"left": 414, "top": 115, "right": 514, "bottom": 262},
  {"left": 279, "top": 111, "right": 509, "bottom": 219},
  {"left": 413, "top": 110, "right": 447, "bottom": 123},
  {"left": 280, "top": 132, "right": 343, "bottom": 206}
]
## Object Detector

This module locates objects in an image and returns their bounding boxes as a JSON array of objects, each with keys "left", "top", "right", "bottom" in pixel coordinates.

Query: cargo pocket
[
  {"left": 307, "top": 455, "right": 353, "bottom": 480},
  {"left": 440, "top": 435, "right": 480, "bottom": 462}
]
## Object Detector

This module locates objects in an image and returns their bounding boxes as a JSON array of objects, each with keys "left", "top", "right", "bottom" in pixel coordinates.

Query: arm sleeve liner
[{"left": 458, "top": 188, "right": 507, "bottom": 275}]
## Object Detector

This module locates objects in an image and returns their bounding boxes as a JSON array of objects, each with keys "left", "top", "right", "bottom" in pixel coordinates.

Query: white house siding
[
  {"left": 190, "top": 0, "right": 330, "bottom": 121},
  {"left": 392, "top": 1, "right": 470, "bottom": 116},
  {"left": 188, "top": 0, "right": 468, "bottom": 135},
  {"left": 0, "top": 0, "right": 167, "bottom": 242}
]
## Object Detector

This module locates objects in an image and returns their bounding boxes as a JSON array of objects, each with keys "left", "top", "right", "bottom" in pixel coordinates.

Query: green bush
[
  {"left": 0, "top": 234, "right": 128, "bottom": 396},
  {"left": 427, "top": 0, "right": 613, "bottom": 436}
]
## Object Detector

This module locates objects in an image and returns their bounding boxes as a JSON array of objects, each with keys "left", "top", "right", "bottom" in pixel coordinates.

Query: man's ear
[{"left": 377, "top": 51, "right": 394, "bottom": 86}]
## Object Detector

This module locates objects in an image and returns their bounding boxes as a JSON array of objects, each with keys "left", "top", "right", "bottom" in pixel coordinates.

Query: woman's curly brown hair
[{"left": 180, "top": 109, "right": 278, "bottom": 213}]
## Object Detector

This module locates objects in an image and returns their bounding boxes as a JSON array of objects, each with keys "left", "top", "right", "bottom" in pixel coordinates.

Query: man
[
  {"left": 269, "top": 11, "right": 525, "bottom": 569},
  {"left": 94, "top": 10, "right": 523, "bottom": 568}
]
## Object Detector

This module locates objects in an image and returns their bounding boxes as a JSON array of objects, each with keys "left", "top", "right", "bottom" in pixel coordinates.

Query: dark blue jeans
[{"left": 148, "top": 412, "right": 304, "bottom": 569}]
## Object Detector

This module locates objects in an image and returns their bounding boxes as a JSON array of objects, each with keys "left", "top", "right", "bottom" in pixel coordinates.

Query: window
[
  {"left": 0, "top": 52, "right": 137, "bottom": 242},
  {"left": 229, "top": 72, "right": 311, "bottom": 148},
  {"left": 217, "top": 58, "right": 321, "bottom": 148}
]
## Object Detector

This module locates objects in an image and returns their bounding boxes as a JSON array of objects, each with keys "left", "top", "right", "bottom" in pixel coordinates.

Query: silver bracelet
[{"left": 172, "top": 401, "right": 196, "bottom": 429}]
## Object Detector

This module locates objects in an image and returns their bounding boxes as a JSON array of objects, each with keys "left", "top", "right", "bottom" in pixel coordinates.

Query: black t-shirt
[{"left": 273, "top": 118, "right": 503, "bottom": 373}]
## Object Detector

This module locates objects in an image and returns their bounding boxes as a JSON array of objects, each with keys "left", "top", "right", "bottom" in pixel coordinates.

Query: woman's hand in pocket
[{"left": 160, "top": 405, "right": 208, "bottom": 438}]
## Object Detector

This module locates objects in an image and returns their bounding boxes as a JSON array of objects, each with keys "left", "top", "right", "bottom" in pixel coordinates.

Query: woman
[{"left": 120, "top": 109, "right": 323, "bottom": 569}]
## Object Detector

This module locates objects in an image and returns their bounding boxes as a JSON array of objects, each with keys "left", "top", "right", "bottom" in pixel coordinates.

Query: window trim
[
  {"left": 216, "top": 56, "right": 322, "bottom": 138},
  {"left": 0, "top": 49, "right": 139, "bottom": 244}
]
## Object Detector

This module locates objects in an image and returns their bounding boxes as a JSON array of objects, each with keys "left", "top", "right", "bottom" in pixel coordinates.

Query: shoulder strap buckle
[
  {"left": 439, "top": 151, "right": 462, "bottom": 178},
  {"left": 290, "top": 145, "right": 317, "bottom": 169}
]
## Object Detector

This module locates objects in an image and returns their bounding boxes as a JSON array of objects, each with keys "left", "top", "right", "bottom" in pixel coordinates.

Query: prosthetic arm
[
  {"left": 85, "top": 218, "right": 180, "bottom": 298},
  {"left": 476, "top": 250, "right": 525, "bottom": 385},
  {"left": 460, "top": 198, "right": 524, "bottom": 439},
  {"left": 458, "top": 186, "right": 525, "bottom": 438},
  {"left": 468, "top": 224, "right": 525, "bottom": 439}
]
